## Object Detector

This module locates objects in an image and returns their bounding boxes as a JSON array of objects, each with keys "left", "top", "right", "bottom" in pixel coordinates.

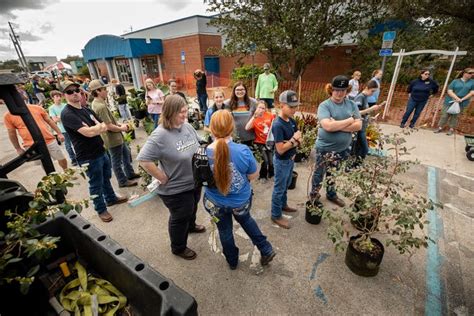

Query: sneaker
[
  {"left": 271, "top": 217, "right": 290, "bottom": 229},
  {"left": 446, "top": 129, "right": 454, "bottom": 136},
  {"left": 173, "top": 248, "right": 197, "bottom": 260},
  {"left": 328, "top": 196, "right": 346, "bottom": 207},
  {"left": 128, "top": 173, "right": 141, "bottom": 180},
  {"left": 119, "top": 180, "right": 138, "bottom": 188},
  {"left": 261, "top": 251, "right": 276, "bottom": 266},
  {"left": 98, "top": 211, "right": 113, "bottom": 222},
  {"left": 107, "top": 196, "right": 129, "bottom": 207},
  {"left": 433, "top": 128, "right": 443, "bottom": 134}
]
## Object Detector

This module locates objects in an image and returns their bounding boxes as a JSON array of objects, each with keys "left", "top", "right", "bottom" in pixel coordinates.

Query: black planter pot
[
  {"left": 129, "top": 108, "right": 136, "bottom": 117},
  {"left": 345, "top": 235, "right": 384, "bottom": 277},
  {"left": 129, "top": 129, "right": 136, "bottom": 140},
  {"left": 0, "top": 212, "right": 198, "bottom": 316},
  {"left": 305, "top": 201, "right": 322, "bottom": 225},
  {"left": 134, "top": 109, "right": 147, "bottom": 120},
  {"left": 294, "top": 152, "right": 308, "bottom": 163},
  {"left": 288, "top": 171, "right": 298, "bottom": 190}
]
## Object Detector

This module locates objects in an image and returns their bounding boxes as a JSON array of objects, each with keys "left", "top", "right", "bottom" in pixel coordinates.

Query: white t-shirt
[{"left": 348, "top": 79, "right": 359, "bottom": 98}]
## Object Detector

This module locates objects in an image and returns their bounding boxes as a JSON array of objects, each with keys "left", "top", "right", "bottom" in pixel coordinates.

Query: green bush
[{"left": 231, "top": 65, "right": 264, "bottom": 87}]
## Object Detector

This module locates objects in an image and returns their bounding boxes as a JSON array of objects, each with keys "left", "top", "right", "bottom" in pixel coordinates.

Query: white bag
[
  {"left": 265, "top": 120, "right": 275, "bottom": 150},
  {"left": 446, "top": 101, "right": 460, "bottom": 115}
]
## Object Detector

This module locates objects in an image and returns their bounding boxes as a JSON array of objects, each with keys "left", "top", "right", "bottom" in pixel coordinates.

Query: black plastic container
[
  {"left": 305, "top": 201, "right": 322, "bottom": 225},
  {"left": 1, "top": 211, "right": 198, "bottom": 316},
  {"left": 345, "top": 235, "right": 384, "bottom": 277},
  {"left": 0, "top": 179, "right": 34, "bottom": 231},
  {"left": 294, "top": 152, "right": 308, "bottom": 163},
  {"left": 288, "top": 171, "right": 298, "bottom": 190},
  {"left": 134, "top": 109, "right": 147, "bottom": 120}
]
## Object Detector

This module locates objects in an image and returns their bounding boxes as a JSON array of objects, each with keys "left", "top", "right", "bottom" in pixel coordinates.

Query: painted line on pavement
[{"left": 425, "top": 166, "right": 445, "bottom": 316}]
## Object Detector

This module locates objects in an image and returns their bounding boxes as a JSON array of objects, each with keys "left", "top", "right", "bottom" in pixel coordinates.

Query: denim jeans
[
  {"left": 150, "top": 113, "right": 160, "bottom": 129},
  {"left": 203, "top": 194, "right": 273, "bottom": 267},
  {"left": 271, "top": 157, "right": 294, "bottom": 219},
  {"left": 260, "top": 98, "right": 274, "bottom": 109},
  {"left": 198, "top": 93, "right": 208, "bottom": 112},
  {"left": 118, "top": 103, "right": 132, "bottom": 121},
  {"left": 79, "top": 153, "right": 117, "bottom": 214},
  {"left": 255, "top": 143, "right": 274, "bottom": 179},
  {"left": 159, "top": 187, "right": 201, "bottom": 254},
  {"left": 108, "top": 143, "right": 135, "bottom": 185},
  {"left": 401, "top": 98, "right": 428, "bottom": 128},
  {"left": 353, "top": 128, "right": 369, "bottom": 162},
  {"left": 311, "top": 148, "right": 350, "bottom": 200},
  {"left": 63, "top": 132, "right": 77, "bottom": 164}
]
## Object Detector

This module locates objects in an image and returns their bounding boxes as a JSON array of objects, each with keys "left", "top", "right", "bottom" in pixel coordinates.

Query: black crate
[{"left": 34, "top": 211, "right": 198, "bottom": 316}]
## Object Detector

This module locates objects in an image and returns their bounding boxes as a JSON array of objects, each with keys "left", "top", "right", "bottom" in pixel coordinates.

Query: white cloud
[{"left": 0, "top": 0, "right": 210, "bottom": 61}]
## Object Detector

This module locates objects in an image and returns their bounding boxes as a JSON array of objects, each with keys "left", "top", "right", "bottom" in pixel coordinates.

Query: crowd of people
[{"left": 1, "top": 64, "right": 473, "bottom": 270}]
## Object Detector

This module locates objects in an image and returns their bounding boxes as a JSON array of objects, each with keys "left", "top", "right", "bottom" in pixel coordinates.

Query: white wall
[{"left": 122, "top": 16, "right": 219, "bottom": 40}]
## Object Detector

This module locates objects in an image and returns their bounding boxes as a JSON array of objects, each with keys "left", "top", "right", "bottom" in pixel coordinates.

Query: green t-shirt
[
  {"left": 48, "top": 103, "right": 67, "bottom": 133},
  {"left": 91, "top": 99, "right": 123, "bottom": 149},
  {"left": 316, "top": 98, "right": 361, "bottom": 152},
  {"left": 255, "top": 73, "right": 278, "bottom": 99},
  {"left": 444, "top": 78, "right": 474, "bottom": 108}
]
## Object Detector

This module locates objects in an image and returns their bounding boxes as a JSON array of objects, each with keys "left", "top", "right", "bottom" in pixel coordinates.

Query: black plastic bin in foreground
[{"left": 36, "top": 211, "right": 198, "bottom": 316}]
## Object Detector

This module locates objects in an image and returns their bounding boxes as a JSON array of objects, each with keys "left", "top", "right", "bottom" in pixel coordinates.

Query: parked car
[{"left": 30, "top": 71, "right": 51, "bottom": 79}]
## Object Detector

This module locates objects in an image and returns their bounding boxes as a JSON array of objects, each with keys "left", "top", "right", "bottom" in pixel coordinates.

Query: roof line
[{"left": 121, "top": 14, "right": 217, "bottom": 36}]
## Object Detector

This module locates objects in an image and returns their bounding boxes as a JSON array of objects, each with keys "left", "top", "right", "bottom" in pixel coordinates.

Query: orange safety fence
[{"left": 142, "top": 74, "right": 474, "bottom": 134}]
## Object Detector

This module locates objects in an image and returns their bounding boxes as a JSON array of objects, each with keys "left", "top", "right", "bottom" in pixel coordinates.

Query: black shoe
[
  {"left": 229, "top": 264, "right": 238, "bottom": 270},
  {"left": 260, "top": 251, "right": 276, "bottom": 266},
  {"left": 189, "top": 224, "right": 206, "bottom": 233},
  {"left": 173, "top": 248, "right": 197, "bottom": 260},
  {"left": 128, "top": 173, "right": 141, "bottom": 180}
]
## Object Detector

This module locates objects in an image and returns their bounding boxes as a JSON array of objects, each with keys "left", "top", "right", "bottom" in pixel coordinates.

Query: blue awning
[{"left": 82, "top": 35, "right": 163, "bottom": 62}]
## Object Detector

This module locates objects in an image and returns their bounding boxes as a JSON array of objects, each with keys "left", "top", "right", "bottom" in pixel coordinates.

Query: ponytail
[{"left": 214, "top": 138, "right": 231, "bottom": 195}]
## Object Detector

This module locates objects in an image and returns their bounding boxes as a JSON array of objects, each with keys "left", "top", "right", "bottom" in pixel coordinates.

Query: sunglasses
[{"left": 64, "top": 88, "right": 81, "bottom": 95}]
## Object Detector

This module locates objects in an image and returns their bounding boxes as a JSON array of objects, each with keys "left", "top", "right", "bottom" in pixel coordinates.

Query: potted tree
[
  {"left": 294, "top": 114, "right": 318, "bottom": 162},
  {"left": 305, "top": 163, "right": 323, "bottom": 225},
  {"left": 127, "top": 88, "right": 147, "bottom": 120},
  {"left": 323, "top": 129, "right": 438, "bottom": 277}
]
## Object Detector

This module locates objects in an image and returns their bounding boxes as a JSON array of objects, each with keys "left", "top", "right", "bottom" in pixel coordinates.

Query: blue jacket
[{"left": 408, "top": 78, "right": 439, "bottom": 102}]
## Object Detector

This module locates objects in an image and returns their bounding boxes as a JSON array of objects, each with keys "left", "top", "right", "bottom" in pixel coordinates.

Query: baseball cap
[
  {"left": 88, "top": 79, "right": 106, "bottom": 91},
  {"left": 279, "top": 90, "right": 300, "bottom": 107},
  {"left": 60, "top": 80, "right": 80, "bottom": 92},
  {"left": 331, "top": 75, "right": 349, "bottom": 90}
]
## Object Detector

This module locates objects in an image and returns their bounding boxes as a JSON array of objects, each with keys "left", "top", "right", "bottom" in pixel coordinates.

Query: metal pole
[
  {"left": 431, "top": 47, "right": 459, "bottom": 127},
  {"left": 380, "top": 56, "right": 387, "bottom": 78},
  {"left": 9, "top": 22, "right": 29, "bottom": 72},
  {"left": 251, "top": 54, "right": 255, "bottom": 98},
  {"left": 183, "top": 62, "right": 188, "bottom": 95},
  {"left": 9, "top": 33, "right": 25, "bottom": 71}
]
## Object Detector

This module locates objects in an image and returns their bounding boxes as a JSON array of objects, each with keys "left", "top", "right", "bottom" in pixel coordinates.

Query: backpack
[{"left": 192, "top": 143, "right": 216, "bottom": 188}]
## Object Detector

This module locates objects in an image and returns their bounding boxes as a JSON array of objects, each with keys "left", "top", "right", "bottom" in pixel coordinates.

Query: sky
[{"left": 0, "top": 0, "right": 210, "bottom": 62}]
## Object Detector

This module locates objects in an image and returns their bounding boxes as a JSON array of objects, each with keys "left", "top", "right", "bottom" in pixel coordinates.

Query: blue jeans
[
  {"left": 354, "top": 128, "right": 369, "bottom": 161},
  {"left": 311, "top": 149, "right": 350, "bottom": 200},
  {"left": 198, "top": 93, "right": 208, "bottom": 112},
  {"left": 79, "top": 153, "right": 118, "bottom": 214},
  {"left": 63, "top": 132, "right": 77, "bottom": 164},
  {"left": 108, "top": 143, "right": 135, "bottom": 185},
  {"left": 401, "top": 98, "right": 428, "bottom": 128},
  {"left": 203, "top": 194, "right": 273, "bottom": 267},
  {"left": 118, "top": 103, "right": 132, "bottom": 121},
  {"left": 150, "top": 113, "right": 160, "bottom": 129},
  {"left": 271, "top": 157, "right": 294, "bottom": 219},
  {"left": 260, "top": 98, "right": 274, "bottom": 109}
]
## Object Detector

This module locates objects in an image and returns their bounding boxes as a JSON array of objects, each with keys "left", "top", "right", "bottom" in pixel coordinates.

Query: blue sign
[
  {"left": 181, "top": 51, "right": 186, "bottom": 64},
  {"left": 383, "top": 31, "right": 396, "bottom": 41},
  {"left": 379, "top": 48, "right": 393, "bottom": 57}
]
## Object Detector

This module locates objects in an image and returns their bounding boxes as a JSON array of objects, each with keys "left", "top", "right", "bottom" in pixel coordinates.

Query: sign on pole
[
  {"left": 383, "top": 31, "right": 396, "bottom": 41},
  {"left": 379, "top": 48, "right": 393, "bottom": 57},
  {"left": 181, "top": 51, "right": 186, "bottom": 64}
]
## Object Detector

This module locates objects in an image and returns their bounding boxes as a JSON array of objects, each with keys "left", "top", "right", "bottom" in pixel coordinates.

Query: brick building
[{"left": 82, "top": 15, "right": 356, "bottom": 89}]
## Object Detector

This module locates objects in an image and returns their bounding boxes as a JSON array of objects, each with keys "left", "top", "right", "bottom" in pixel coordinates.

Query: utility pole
[
  {"left": 9, "top": 33, "right": 26, "bottom": 70},
  {"left": 8, "top": 22, "right": 30, "bottom": 72}
]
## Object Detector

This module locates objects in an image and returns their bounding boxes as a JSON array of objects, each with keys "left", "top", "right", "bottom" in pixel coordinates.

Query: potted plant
[
  {"left": 294, "top": 113, "right": 318, "bottom": 162},
  {"left": 323, "top": 129, "right": 438, "bottom": 277},
  {"left": 127, "top": 88, "right": 147, "bottom": 120},
  {"left": 305, "top": 164, "right": 323, "bottom": 225}
]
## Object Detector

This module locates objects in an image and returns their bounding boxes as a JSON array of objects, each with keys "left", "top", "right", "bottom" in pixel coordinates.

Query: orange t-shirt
[
  {"left": 4, "top": 104, "right": 55, "bottom": 147},
  {"left": 253, "top": 112, "right": 275, "bottom": 144}
]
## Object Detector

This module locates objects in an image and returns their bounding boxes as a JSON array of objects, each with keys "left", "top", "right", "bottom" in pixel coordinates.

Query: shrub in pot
[
  {"left": 294, "top": 114, "right": 318, "bottom": 162},
  {"left": 323, "top": 129, "right": 438, "bottom": 277}
]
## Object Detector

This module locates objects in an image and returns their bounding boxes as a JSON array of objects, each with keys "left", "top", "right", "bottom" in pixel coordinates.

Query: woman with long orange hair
[{"left": 203, "top": 110, "right": 275, "bottom": 270}]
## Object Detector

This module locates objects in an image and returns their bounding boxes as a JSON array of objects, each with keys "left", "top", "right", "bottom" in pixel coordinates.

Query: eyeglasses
[
  {"left": 64, "top": 88, "right": 81, "bottom": 95},
  {"left": 235, "top": 88, "right": 246, "bottom": 92},
  {"left": 468, "top": 72, "right": 474, "bottom": 75}
]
